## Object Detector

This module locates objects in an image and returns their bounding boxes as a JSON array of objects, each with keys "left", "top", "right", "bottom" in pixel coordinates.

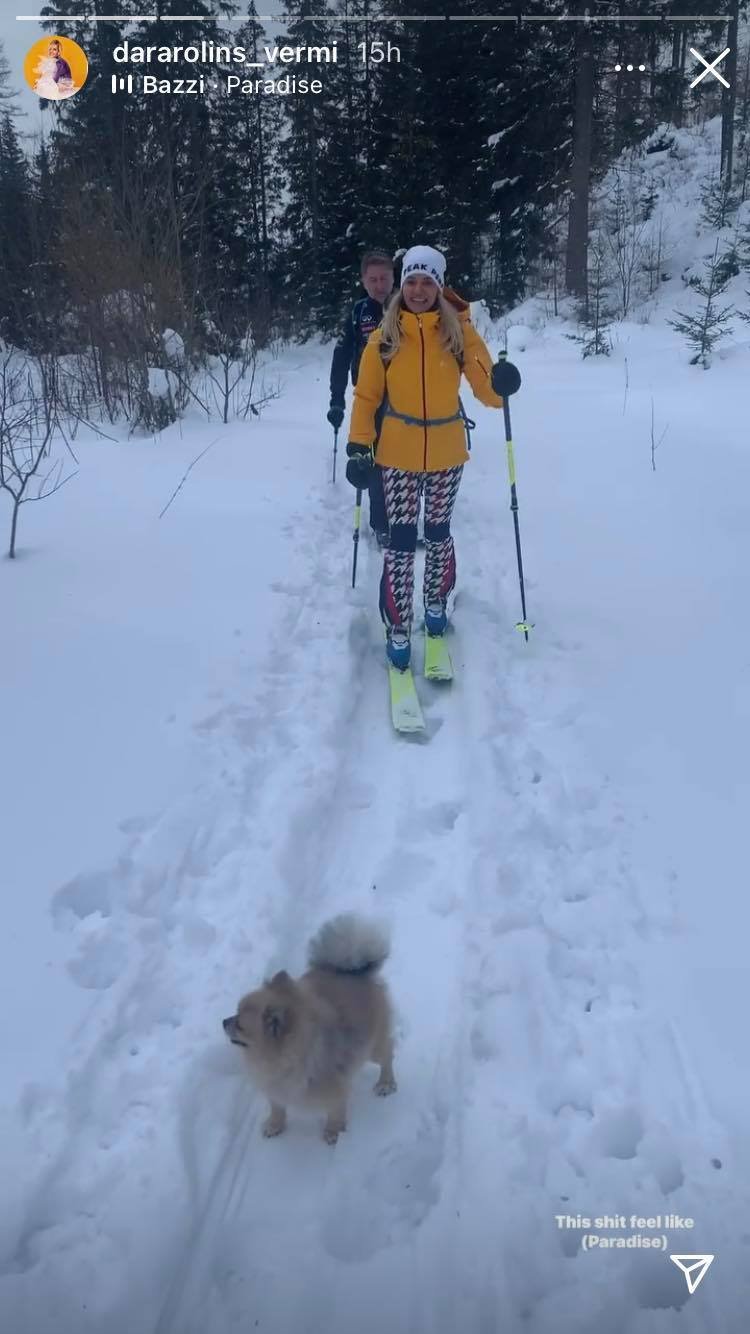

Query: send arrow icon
[{"left": 670, "top": 1254, "right": 715, "bottom": 1294}]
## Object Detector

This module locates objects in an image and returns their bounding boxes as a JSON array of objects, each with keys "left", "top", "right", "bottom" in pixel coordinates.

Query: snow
[
  {"left": 2, "top": 121, "right": 750, "bottom": 1334},
  {"left": 162, "top": 328, "right": 186, "bottom": 362},
  {"left": 148, "top": 366, "right": 173, "bottom": 396}
]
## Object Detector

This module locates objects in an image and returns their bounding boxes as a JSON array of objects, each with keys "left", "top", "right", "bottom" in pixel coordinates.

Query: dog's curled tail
[{"left": 307, "top": 913, "right": 390, "bottom": 975}]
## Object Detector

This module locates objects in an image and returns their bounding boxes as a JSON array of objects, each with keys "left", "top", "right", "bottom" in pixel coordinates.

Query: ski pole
[
  {"left": 351, "top": 487, "right": 363, "bottom": 588},
  {"left": 498, "top": 350, "right": 532, "bottom": 642},
  {"left": 332, "top": 426, "right": 339, "bottom": 484}
]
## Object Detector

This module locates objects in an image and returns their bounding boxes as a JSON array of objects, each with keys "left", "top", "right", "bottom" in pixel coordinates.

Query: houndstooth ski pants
[{"left": 379, "top": 464, "right": 463, "bottom": 635}]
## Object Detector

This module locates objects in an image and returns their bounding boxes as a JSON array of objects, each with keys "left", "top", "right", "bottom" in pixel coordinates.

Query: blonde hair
[{"left": 380, "top": 290, "right": 464, "bottom": 364}]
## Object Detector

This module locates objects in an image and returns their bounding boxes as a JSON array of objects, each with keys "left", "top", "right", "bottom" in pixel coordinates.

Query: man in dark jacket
[{"left": 328, "top": 251, "right": 394, "bottom": 545}]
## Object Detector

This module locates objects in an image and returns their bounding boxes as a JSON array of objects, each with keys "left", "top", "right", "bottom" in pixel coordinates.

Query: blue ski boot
[
  {"left": 386, "top": 628, "right": 411, "bottom": 671},
  {"left": 424, "top": 602, "right": 447, "bottom": 637}
]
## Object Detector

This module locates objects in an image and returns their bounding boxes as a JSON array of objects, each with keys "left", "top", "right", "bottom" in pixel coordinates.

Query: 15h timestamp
[{"left": 358, "top": 41, "right": 401, "bottom": 64}]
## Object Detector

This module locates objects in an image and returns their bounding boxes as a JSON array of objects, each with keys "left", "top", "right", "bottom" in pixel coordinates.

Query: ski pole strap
[{"left": 458, "top": 396, "right": 476, "bottom": 452}]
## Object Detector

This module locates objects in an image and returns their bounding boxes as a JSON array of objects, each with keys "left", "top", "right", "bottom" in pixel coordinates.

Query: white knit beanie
[{"left": 400, "top": 245, "right": 446, "bottom": 290}]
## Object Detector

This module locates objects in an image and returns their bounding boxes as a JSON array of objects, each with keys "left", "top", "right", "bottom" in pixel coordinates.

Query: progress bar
[{"left": 14, "top": 12, "right": 733, "bottom": 20}]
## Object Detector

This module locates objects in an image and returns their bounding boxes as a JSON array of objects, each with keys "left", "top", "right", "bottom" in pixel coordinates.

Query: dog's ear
[
  {"left": 268, "top": 970, "right": 292, "bottom": 990},
  {"left": 262, "top": 1003, "right": 289, "bottom": 1039}
]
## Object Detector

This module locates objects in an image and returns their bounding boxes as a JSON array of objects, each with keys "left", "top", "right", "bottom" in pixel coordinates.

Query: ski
[
  {"left": 424, "top": 633, "right": 453, "bottom": 681},
  {"left": 388, "top": 663, "right": 425, "bottom": 732}
]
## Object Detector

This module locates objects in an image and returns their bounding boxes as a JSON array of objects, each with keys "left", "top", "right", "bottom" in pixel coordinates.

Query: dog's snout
[{"left": 223, "top": 1014, "right": 247, "bottom": 1047}]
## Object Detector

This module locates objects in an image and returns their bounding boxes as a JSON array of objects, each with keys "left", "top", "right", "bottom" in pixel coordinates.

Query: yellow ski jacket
[{"left": 348, "top": 303, "right": 503, "bottom": 474}]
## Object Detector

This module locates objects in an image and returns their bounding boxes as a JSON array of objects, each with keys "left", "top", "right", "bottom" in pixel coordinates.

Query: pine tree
[
  {"left": 713, "top": 235, "right": 741, "bottom": 286},
  {"left": 26, "top": 142, "right": 62, "bottom": 352},
  {"left": 276, "top": 0, "right": 379, "bottom": 334},
  {"left": 739, "top": 210, "right": 750, "bottom": 271},
  {"left": 0, "top": 113, "right": 32, "bottom": 344},
  {"left": 480, "top": 7, "right": 572, "bottom": 311},
  {"left": 126, "top": 2, "right": 230, "bottom": 335},
  {"left": 566, "top": 6, "right": 595, "bottom": 300},
  {"left": 720, "top": 0, "right": 740, "bottom": 182},
  {"left": 601, "top": 160, "right": 649, "bottom": 318},
  {"left": 384, "top": 0, "right": 495, "bottom": 294},
  {"left": 197, "top": 6, "right": 284, "bottom": 346},
  {"left": 569, "top": 234, "right": 613, "bottom": 357},
  {"left": 0, "top": 38, "right": 20, "bottom": 112},
  {"left": 699, "top": 173, "right": 739, "bottom": 230},
  {"left": 669, "top": 241, "right": 735, "bottom": 368},
  {"left": 735, "top": 125, "right": 750, "bottom": 207},
  {"left": 362, "top": 0, "right": 573, "bottom": 312}
]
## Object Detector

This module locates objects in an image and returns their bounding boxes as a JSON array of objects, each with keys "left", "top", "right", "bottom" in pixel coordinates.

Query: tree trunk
[
  {"left": 566, "top": 21, "right": 595, "bottom": 302},
  {"left": 648, "top": 29, "right": 658, "bottom": 124},
  {"left": 9, "top": 495, "right": 20, "bottom": 558},
  {"left": 672, "top": 31, "right": 688, "bottom": 129},
  {"left": 613, "top": 30, "right": 625, "bottom": 155},
  {"left": 720, "top": 0, "right": 739, "bottom": 181},
  {"left": 255, "top": 99, "right": 269, "bottom": 301}
]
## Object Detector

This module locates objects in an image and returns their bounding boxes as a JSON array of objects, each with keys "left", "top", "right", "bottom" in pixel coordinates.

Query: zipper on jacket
[{"left": 418, "top": 317, "right": 427, "bottom": 471}]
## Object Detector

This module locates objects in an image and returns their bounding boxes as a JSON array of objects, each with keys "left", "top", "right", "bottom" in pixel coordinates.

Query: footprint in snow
[
  {"left": 637, "top": 1130, "right": 685, "bottom": 1195},
  {"left": 52, "top": 870, "right": 114, "bottom": 925},
  {"left": 631, "top": 1254, "right": 692, "bottom": 1312},
  {"left": 346, "top": 777, "right": 377, "bottom": 812},
  {"left": 421, "top": 800, "right": 463, "bottom": 833},
  {"left": 321, "top": 1119, "right": 443, "bottom": 1262},
  {"left": 67, "top": 926, "right": 128, "bottom": 990},
  {"left": 51, "top": 870, "right": 133, "bottom": 990},
  {"left": 373, "top": 847, "right": 436, "bottom": 901},
  {"left": 590, "top": 1104, "right": 644, "bottom": 1161},
  {"left": 118, "top": 812, "right": 158, "bottom": 837}
]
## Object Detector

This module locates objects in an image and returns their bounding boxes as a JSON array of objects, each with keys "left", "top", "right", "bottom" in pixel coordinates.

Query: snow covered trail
[
  {"left": 4, "top": 332, "right": 749, "bottom": 1332},
  {"left": 149, "top": 525, "right": 482, "bottom": 1334}
]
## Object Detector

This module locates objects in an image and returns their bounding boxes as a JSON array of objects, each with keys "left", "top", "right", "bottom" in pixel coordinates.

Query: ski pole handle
[
  {"left": 496, "top": 351, "right": 532, "bottom": 642},
  {"left": 498, "top": 350, "right": 514, "bottom": 461}
]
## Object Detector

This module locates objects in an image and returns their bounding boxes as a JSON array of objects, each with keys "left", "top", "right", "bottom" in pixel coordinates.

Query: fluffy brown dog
[{"left": 223, "top": 913, "right": 397, "bottom": 1144}]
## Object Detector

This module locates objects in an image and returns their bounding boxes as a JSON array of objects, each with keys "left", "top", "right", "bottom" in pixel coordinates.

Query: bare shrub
[{"left": 0, "top": 351, "right": 77, "bottom": 558}]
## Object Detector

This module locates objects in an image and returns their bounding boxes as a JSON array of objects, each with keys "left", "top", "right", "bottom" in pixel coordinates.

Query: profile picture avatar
[{"left": 24, "top": 36, "right": 88, "bottom": 101}]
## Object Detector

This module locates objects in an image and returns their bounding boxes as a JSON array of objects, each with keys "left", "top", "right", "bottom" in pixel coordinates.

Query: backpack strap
[
  {"left": 383, "top": 403, "right": 464, "bottom": 429},
  {"left": 379, "top": 342, "right": 473, "bottom": 449}
]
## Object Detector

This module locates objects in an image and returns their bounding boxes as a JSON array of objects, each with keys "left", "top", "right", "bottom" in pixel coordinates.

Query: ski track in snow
[{"left": 3, "top": 457, "right": 746, "bottom": 1334}]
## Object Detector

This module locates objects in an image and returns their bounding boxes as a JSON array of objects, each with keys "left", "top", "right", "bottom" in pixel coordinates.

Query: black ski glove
[
  {"left": 345, "top": 443, "right": 373, "bottom": 489},
  {"left": 327, "top": 404, "right": 345, "bottom": 429},
  {"left": 490, "top": 359, "right": 522, "bottom": 397}
]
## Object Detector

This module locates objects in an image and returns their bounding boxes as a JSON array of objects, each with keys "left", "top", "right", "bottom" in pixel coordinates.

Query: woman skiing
[{"left": 345, "top": 244, "right": 521, "bottom": 670}]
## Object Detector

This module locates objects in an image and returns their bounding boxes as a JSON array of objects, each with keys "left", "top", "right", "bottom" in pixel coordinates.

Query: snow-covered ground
[{"left": 2, "top": 121, "right": 750, "bottom": 1334}]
